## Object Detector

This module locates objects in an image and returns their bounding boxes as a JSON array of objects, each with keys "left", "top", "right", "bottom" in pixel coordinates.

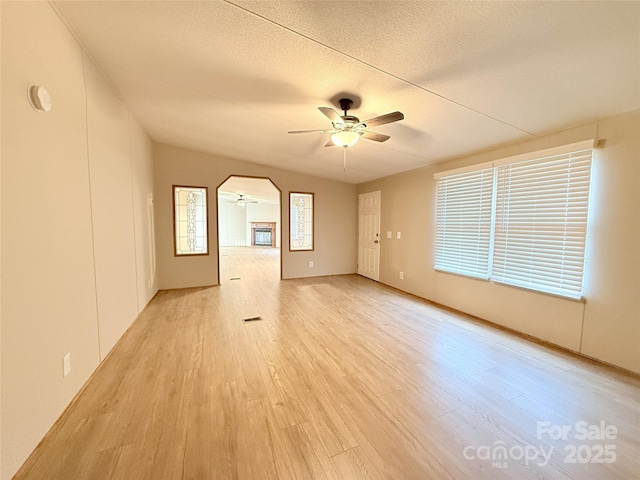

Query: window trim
[
  {"left": 172, "top": 185, "right": 210, "bottom": 257},
  {"left": 433, "top": 140, "right": 595, "bottom": 178},
  {"left": 288, "top": 191, "right": 314, "bottom": 252},
  {"left": 433, "top": 139, "right": 595, "bottom": 301}
]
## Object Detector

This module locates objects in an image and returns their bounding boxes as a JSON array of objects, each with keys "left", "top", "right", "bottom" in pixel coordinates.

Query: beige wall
[
  {"left": 359, "top": 110, "right": 640, "bottom": 374},
  {"left": 580, "top": 112, "right": 640, "bottom": 372},
  {"left": 154, "top": 143, "right": 357, "bottom": 289},
  {"left": 0, "top": 2, "right": 3, "bottom": 476},
  {"left": 130, "top": 118, "right": 158, "bottom": 309},
  {"left": 0, "top": 3, "right": 157, "bottom": 478},
  {"left": 84, "top": 57, "right": 140, "bottom": 357}
]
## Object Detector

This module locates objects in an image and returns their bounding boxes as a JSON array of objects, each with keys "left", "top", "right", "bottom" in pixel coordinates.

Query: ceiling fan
[
  {"left": 226, "top": 194, "right": 257, "bottom": 207},
  {"left": 288, "top": 98, "right": 404, "bottom": 170},
  {"left": 288, "top": 98, "right": 404, "bottom": 147}
]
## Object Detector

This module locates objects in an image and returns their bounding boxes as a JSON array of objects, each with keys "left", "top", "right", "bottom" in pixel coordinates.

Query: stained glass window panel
[
  {"left": 289, "top": 192, "right": 313, "bottom": 251},
  {"left": 174, "top": 186, "right": 208, "bottom": 255}
]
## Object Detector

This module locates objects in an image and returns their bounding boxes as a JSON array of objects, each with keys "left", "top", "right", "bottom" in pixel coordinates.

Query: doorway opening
[{"left": 216, "top": 176, "right": 282, "bottom": 284}]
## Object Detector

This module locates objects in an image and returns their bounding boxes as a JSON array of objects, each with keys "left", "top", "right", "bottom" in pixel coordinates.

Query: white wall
[
  {"left": 0, "top": 3, "right": 157, "bottom": 478},
  {"left": 358, "top": 110, "right": 640, "bottom": 374},
  {"left": 218, "top": 201, "right": 248, "bottom": 246},
  {"left": 154, "top": 143, "right": 357, "bottom": 289}
]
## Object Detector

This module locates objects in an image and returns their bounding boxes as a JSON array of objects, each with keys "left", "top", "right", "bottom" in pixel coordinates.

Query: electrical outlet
[
  {"left": 309, "top": 260, "right": 314, "bottom": 268},
  {"left": 399, "top": 272, "right": 404, "bottom": 280},
  {"left": 63, "top": 353, "right": 71, "bottom": 377}
]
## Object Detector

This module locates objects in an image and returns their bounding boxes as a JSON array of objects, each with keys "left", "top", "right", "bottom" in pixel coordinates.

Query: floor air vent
[{"left": 243, "top": 316, "right": 262, "bottom": 323}]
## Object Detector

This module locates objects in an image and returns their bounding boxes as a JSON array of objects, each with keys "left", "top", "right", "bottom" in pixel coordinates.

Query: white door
[{"left": 358, "top": 191, "right": 381, "bottom": 281}]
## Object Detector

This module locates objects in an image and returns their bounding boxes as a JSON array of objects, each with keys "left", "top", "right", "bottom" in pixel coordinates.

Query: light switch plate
[{"left": 63, "top": 353, "right": 71, "bottom": 377}]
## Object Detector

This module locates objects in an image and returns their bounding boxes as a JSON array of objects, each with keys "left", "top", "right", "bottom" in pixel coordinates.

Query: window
[
  {"left": 434, "top": 167, "right": 494, "bottom": 279},
  {"left": 434, "top": 140, "right": 594, "bottom": 300},
  {"left": 289, "top": 192, "right": 313, "bottom": 251},
  {"left": 173, "top": 186, "right": 208, "bottom": 255}
]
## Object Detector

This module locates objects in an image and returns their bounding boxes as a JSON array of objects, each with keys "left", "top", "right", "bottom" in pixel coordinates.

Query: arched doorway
[{"left": 216, "top": 175, "right": 282, "bottom": 284}]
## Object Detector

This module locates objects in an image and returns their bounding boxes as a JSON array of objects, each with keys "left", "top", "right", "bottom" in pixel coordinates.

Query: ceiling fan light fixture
[{"left": 331, "top": 130, "right": 360, "bottom": 147}]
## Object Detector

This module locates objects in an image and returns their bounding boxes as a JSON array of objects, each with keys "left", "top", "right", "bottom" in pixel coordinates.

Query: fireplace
[
  {"left": 251, "top": 222, "right": 276, "bottom": 247},
  {"left": 254, "top": 228, "right": 272, "bottom": 246}
]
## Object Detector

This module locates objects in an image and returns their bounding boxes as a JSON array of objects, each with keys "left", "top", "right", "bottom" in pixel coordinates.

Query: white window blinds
[
  {"left": 434, "top": 167, "right": 494, "bottom": 279},
  {"left": 434, "top": 141, "right": 594, "bottom": 300},
  {"left": 492, "top": 149, "right": 593, "bottom": 299}
]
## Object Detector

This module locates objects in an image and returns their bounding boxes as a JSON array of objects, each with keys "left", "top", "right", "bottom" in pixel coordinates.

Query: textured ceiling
[{"left": 55, "top": 1, "right": 639, "bottom": 184}]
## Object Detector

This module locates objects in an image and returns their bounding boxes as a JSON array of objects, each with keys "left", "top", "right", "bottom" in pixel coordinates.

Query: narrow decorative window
[
  {"left": 289, "top": 192, "right": 314, "bottom": 251},
  {"left": 173, "top": 186, "right": 208, "bottom": 256}
]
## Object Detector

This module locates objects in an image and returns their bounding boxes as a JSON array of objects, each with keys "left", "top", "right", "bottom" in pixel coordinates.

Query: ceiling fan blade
[
  {"left": 288, "top": 129, "right": 332, "bottom": 134},
  {"left": 361, "top": 111, "right": 404, "bottom": 127},
  {"left": 324, "top": 139, "right": 336, "bottom": 147},
  {"left": 318, "top": 107, "right": 345, "bottom": 126},
  {"left": 361, "top": 131, "right": 391, "bottom": 142}
]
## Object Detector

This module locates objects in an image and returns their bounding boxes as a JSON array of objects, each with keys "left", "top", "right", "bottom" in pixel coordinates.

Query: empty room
[{"left": 1, "top": 1, "right": 639, "bottom": 479}]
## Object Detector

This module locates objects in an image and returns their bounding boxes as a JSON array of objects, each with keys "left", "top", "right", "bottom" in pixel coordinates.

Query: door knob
[{"left": 374, "top": 240, "right": 379, "bottom": 244}]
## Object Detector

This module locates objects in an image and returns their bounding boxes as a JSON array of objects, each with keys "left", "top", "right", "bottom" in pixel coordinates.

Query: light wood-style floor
[{"left": 16, "top": 247, "right": 640, "bottom": 479}]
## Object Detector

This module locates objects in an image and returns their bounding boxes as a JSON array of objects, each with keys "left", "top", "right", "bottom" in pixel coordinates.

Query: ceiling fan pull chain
[{"left": 343, "top": 146, "right": 347, "bottom": 171}]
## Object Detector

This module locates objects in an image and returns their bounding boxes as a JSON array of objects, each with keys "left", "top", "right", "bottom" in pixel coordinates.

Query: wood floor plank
[
  {"left": 13, "top": 247, "right": 640, "bottom": 479},
  {"left": 242, "top": 397, "right": 286, "bottom": 480},
  {"left": 330, "top": 446, "right": 383, "bottom": 480}
]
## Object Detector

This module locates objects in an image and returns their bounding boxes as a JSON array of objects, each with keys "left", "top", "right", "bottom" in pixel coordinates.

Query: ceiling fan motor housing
[
  {"left": 336, "top": 115, "right": 360, "bottom": 129},
  {"left": 338, "top": 98, "right": 354, "bottom": 113}
]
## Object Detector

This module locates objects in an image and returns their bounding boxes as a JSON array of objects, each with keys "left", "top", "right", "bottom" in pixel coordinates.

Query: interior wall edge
[
  {"left": 127, "top": 113, "right": 142, "bottom": 313},
  {"left": 0, "top": 1, "right": 4, "bottom": 476}
]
